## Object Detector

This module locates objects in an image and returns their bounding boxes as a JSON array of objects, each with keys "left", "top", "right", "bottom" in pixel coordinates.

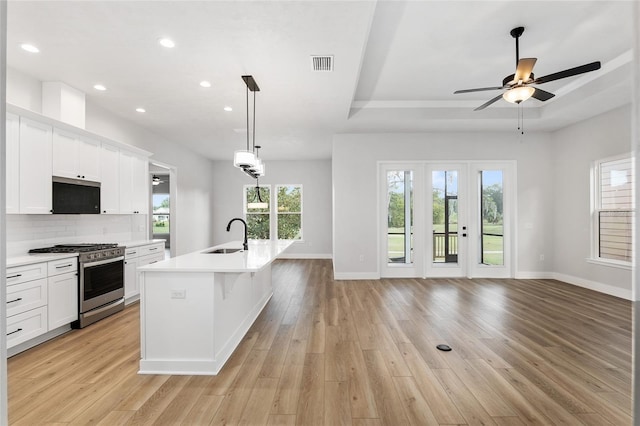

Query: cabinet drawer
[
  {"left": 7, "top": 306, "right": 48, "bottom": 348},
  {"left": 48, "top": 257, "right": 78, "bottom": 276},
  {"left": 139, "top": 243, "right": 164, "bottom": 257},
  {"left": 125, "top": 248, "right": 140, "bottom": 259},
  {"left": 138, "top": 252, "right": 165, "bottom": 267},
  {"left": 6, "top": 262, "right": 47, "bottom": 286},
  {"left": 6, "top": 278, "right": 47, "bottom": 317}
]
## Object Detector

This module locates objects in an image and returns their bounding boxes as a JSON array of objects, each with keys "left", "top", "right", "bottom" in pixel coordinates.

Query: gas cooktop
[{"left": 29, "top": 243, "right": 119, "bottom": 254}]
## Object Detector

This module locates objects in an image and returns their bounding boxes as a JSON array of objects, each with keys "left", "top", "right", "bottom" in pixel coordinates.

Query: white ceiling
[{"left": 6, "top": 1, "right": 634, "bottom": 161}]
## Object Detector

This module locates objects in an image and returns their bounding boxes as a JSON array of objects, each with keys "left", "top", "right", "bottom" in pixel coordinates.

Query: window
[
  {"left": 244, "top": 185, "right": 270, "bottom": 240},
  {"left": 276, "top": 185, "right": 302, "bottom": 240},
  {"left": 387, "top": 171, "right": 413, "bottom": 264},
  {"left": 593, "top": 155, "right": 634, "bottom": 264},
  {"left": 152, "top": 193, "right": 170, "bottom": 235}
]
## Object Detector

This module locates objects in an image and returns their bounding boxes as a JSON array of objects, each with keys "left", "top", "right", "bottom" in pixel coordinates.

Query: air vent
[{"left": 311, "top": 55, "right": 334, "bottom": 72}]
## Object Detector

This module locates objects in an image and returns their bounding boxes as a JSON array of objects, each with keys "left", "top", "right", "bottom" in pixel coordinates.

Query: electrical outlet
[
  {"left": 170, "top": 289, "right": 186, "bottom": 299},
  {"left": 359, "top": 254, "right": 364, "bottom": 262},
  {"left": 539, "top": 254, "right": 545, "bottom": 261}
]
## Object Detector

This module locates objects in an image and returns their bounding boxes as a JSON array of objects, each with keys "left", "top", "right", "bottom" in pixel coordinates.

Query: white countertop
[
  {"left": 120, "top": 239, "right": 165, "bottom": 248},
  {"left": 138, "top": 240, "right": 293, "bottom": 273},
  {"left": 7, "top": 253, "right": 79, "bottom": 268}
]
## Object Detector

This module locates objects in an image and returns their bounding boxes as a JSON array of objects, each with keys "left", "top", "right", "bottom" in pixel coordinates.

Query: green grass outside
[
  {"left": 387, "top": 223, "right": 504, "bottom": 265},
  {"left": 153, "top": 222, "right": 169, "bottom": 234}
]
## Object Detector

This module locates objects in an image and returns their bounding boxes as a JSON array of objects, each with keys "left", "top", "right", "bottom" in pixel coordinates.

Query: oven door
[{"left": 80, "top": 256, "right": 124, "bottom": 313}]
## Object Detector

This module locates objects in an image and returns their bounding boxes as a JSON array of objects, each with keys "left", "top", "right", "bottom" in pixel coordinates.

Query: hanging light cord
[
  {"left": 246, "top": 84, "right": 250, "bottom": 152},
  {"left": 252, "top": 90, "right": 257, "bottom": 152},
  {"left": 255, "top": 178, "right": 264, "bottom": 203}
]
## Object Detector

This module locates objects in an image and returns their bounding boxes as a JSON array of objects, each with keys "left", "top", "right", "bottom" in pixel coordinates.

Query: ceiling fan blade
[
  {"left": 531, "top": 88, "right": 555, "bottom": 101},
  {"left": 514, "top": 58, "right": 537, "bottom": 83},
  {"left": 474, "top": 94, "right": 503, "bottom": 111},
  {"left": 533, "top": 61, "right": 601, "bottom": 84},
  {"left": 454, "top": 86, "right": 504, "bottom": 94}
]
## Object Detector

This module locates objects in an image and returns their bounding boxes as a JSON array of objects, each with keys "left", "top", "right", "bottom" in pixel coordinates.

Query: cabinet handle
[
  {"left": 56, "top": 264, "right": 73, "bottom": 269},
  {"left": 7, "top": 297, "right": 23, "bottom": 304},
  {"left": 7, "top": 328, "right": 23, "bottom": 336},
  {"left": 7, "top": 274, "right": 22, "bottom": 279},
  {"left": 150, "top": 261, "right": 158, "bottom": 264},
  {"left": 149, "top": 247, "right": 158, "bottom": 251},
  {"left": 103, "top": 210, "right": 107, "bottom": 213}
]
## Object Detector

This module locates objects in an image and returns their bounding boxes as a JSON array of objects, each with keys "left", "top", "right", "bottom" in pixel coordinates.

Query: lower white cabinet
[
  {"left": 7, "top": 307, "right": 49, "bottom": 348},
  {"left": 124, "top": 242, "right": 165, "bottom": 303},
  {"left": 48, "top": 271, "right": 79, "bottom": 329},
  {"left": 6, "top": 256, "right": 78, "bottom": 349}
]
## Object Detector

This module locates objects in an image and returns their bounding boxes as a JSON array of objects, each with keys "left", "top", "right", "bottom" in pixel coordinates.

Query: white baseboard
[
  {"left": 333, "top": 272, "right": 380, "bottom": 280},
  {"left": 278, "top": 253, "right": 332, "bottom": 260},
  {"left": 516, "top": 271, "right": 631, "bottom": 300},
  {"left": 551, "top": 272, "right": 631, "bottom": 300}
]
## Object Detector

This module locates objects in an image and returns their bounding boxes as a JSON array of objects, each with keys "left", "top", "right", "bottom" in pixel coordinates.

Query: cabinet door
[
  {"left": 132, "top": 155, "right": 149, "bottom": 214},
  {"left": 19, "top": 118, "right": 52, "bottom": 214},
  {"left": 6, "top": 113, "right": 20, "bottom": 214},
  {"left": 48, "top": 271, "right": 78, "bottom": 329},
  {"left": 100, "top": 144, "right": 120, "bottom": 214},
  {"left": 77, "top": 137, "right": 101, "bottom": 182},
  {"left": 119, "top": 150, "right": 134, "bottom": 214},
  {"left": 52, "top": 128, "right": 77, "bottom": 179},
  {"left": 124, "top": 257, "right": 139, "bottom": 300}
]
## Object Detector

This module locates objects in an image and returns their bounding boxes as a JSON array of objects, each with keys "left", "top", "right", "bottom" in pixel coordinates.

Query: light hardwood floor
[{"left": 8, "top": 259, "right": 632, "bottom": 425}]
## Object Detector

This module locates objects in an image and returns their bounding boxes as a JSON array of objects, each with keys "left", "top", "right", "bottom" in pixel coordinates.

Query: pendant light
[
  {"left": 247, "top": 178, "right": 268, "bottom": 209},
  {"left": 234, "top": 75, "right": 260, "bottom": 170}
]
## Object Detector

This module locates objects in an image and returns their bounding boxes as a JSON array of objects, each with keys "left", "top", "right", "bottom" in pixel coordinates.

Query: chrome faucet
[{"left": 226, "top": 218, "right": 248, "bottom": 250}]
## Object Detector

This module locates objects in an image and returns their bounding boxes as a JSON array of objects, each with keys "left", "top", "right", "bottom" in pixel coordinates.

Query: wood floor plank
[
  {"left": 6, "top": 260, "right": 631, "bottom": 426},
  {"left": 324, "top": 381, "right": 352, "bottom": 426},
  {"left": 295, "top": 353, "right": 324, "bottom": 426}
]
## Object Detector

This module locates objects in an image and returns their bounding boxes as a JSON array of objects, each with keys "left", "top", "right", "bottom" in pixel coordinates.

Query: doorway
[
  {"left": 380, "top": 161, "right": 514, "bottom": 278},
  {"left": 149, "top": 162, "right": 177, "bottom": 258}
]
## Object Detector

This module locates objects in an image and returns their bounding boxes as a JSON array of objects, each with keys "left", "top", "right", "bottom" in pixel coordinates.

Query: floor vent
[{"left": 311, "top": 55, "right": 334, "bottom": 72}]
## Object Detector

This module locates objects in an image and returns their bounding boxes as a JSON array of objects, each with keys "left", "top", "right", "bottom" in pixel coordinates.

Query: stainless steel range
[{"left": 29, "top": 243, "right": 125, "bottom": 328}]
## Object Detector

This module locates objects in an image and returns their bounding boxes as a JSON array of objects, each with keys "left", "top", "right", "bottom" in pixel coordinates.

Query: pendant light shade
[
  {"left": 234, "top": 150, "right": 256, "bottom": 169},
  {"left": 503, "top": 86, "right": 535, "bottom": 104}
]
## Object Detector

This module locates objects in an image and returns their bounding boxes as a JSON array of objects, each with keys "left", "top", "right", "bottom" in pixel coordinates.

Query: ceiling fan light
[
  {"left": 503, "top": 86, "right": 535, "bottom": 104},
  {"left": 234, "top": 150, "right": 256, "bottom": 169}
]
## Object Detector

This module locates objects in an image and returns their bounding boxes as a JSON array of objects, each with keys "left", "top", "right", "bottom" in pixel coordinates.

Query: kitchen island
[{"left": 137, "top": 240, "right": 292, "bottom": 375}]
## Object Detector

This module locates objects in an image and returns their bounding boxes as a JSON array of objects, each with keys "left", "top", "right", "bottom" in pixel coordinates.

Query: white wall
[
  {"left": 332, "top": 131, "right": 555, "bottom": 279},
  {"left": 6, "top": 67, "right": 215, "bottom": 256},
  {"left": 210, "top": 160, "right": 332, "bottom": 257},
  {"left": 551, "top": 105, "right": 632, "bottom": 298}
]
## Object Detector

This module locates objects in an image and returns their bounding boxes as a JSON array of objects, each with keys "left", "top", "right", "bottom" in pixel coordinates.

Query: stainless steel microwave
[{"left": 52, "top": 176, "right": 101, "bottom": 214}]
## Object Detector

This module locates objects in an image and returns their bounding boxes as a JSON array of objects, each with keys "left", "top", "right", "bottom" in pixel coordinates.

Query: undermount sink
[{"left": 204, "top": 248, "right": 243, "bottom": 254}]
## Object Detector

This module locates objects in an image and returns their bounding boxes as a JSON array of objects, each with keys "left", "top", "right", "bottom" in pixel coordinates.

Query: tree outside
[{"left": 277, "top": 185, "right": 302, "bottom": 240}]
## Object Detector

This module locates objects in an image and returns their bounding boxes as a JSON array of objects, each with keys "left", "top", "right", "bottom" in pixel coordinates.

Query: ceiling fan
[{"left": 454, "top": 27, "right": 601, "bottom": 111}]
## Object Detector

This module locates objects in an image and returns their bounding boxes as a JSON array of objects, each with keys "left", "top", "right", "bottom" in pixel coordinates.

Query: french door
[{"left": 380, "top": 161, "right": 514, "bottom": 278}]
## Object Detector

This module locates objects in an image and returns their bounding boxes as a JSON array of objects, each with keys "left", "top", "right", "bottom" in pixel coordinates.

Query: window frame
[
  {"left": 243, "top": 184, "right": 271, "bottom": 241},
  {"left": 591, "top": 153, "right": 634, "bottom": 268},
  {"left": 275, "top": 184, "right": 303, "bottom": 241}
]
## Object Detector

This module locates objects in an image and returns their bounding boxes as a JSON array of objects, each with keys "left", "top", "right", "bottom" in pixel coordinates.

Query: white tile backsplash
[{"left": 6, "top": 214, "right": 148, "bottom": 256}]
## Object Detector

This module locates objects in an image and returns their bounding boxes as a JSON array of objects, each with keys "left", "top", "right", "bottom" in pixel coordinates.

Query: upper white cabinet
[
  {"left": 52, "top": 128, "right": 101, "bottom": 182},
  {"left": 6, "top": 113, "right": 20, "bottom": 214},
  {"left": 100, "top": 144, "right": 120, "bottom": 214},
  {"left": 19, "top": 118, "right": 52, "bottom": 214},
  {"left": 119, "top": 150, "right": 149, "bottom": 214}
]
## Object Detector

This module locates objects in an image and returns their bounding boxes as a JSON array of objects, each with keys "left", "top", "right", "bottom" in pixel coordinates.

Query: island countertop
[{"left": 137, "top": 240, "right": 293, "bottom": 273}]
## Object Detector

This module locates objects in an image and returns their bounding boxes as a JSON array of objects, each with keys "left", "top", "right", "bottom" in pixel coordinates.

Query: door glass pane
[
  {"left": 387, "top": 171, "right": 413, "bottom": 264},
  {"left": 433, "top": 170, "right": 458, "bottom": 264},
  {"left": 480, "top": 170, "right": 503, "bottom": 265}
]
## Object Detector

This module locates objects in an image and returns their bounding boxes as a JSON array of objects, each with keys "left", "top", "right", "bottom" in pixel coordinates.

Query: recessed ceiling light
[
  {"left": 93, "top": 84, "right": 107, "bottom": 91},
  {"left": 200, "top": 80, "right": 212, "bottom": 88},
  {"left": 159, "top": 38, "right": 175, "bottom": 48},
  {"left": 224, "top": 106, "right": 233, "bottom": 112},
  {"left": 20, "top": 43, "right": 39, "bottom": 53},
  {"left": 136, "top": 108, "right": 146, "bottom": 113}
]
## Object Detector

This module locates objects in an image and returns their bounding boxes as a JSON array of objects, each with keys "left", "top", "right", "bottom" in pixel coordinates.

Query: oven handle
[{"left": 81, "top": 256, "right": 125, "bottom": 268}]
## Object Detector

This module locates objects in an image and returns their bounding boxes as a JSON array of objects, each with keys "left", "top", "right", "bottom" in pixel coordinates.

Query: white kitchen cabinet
[
  {"left": 47, "top": 257, "right": 78, "bottom": 329},
  {"left": 7, "top": 307, "right": 48, "bottom": 349},
  {"left": 19, "top": 118, "right": 52, "bottom": 214},
  {"left": 119, "top": 150, "right": 149, "bottom": 214},
  {"left": 52, "top": 128, "right": 101, "bottom": 182},
  {"left": 124, "top": 242, "right": 164, "bottom": 303},
  {"left": 48, "top": 271, "right": 79, "bottom": 329},
  {"left": 6, "top": 261, "right": 49, "bottom": 348},
  {"left": 100, "top": 144, "right": 120, "bottom": 214},
  {"left": 6, "top": 113, "right": 20, "bottom": 214}
]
